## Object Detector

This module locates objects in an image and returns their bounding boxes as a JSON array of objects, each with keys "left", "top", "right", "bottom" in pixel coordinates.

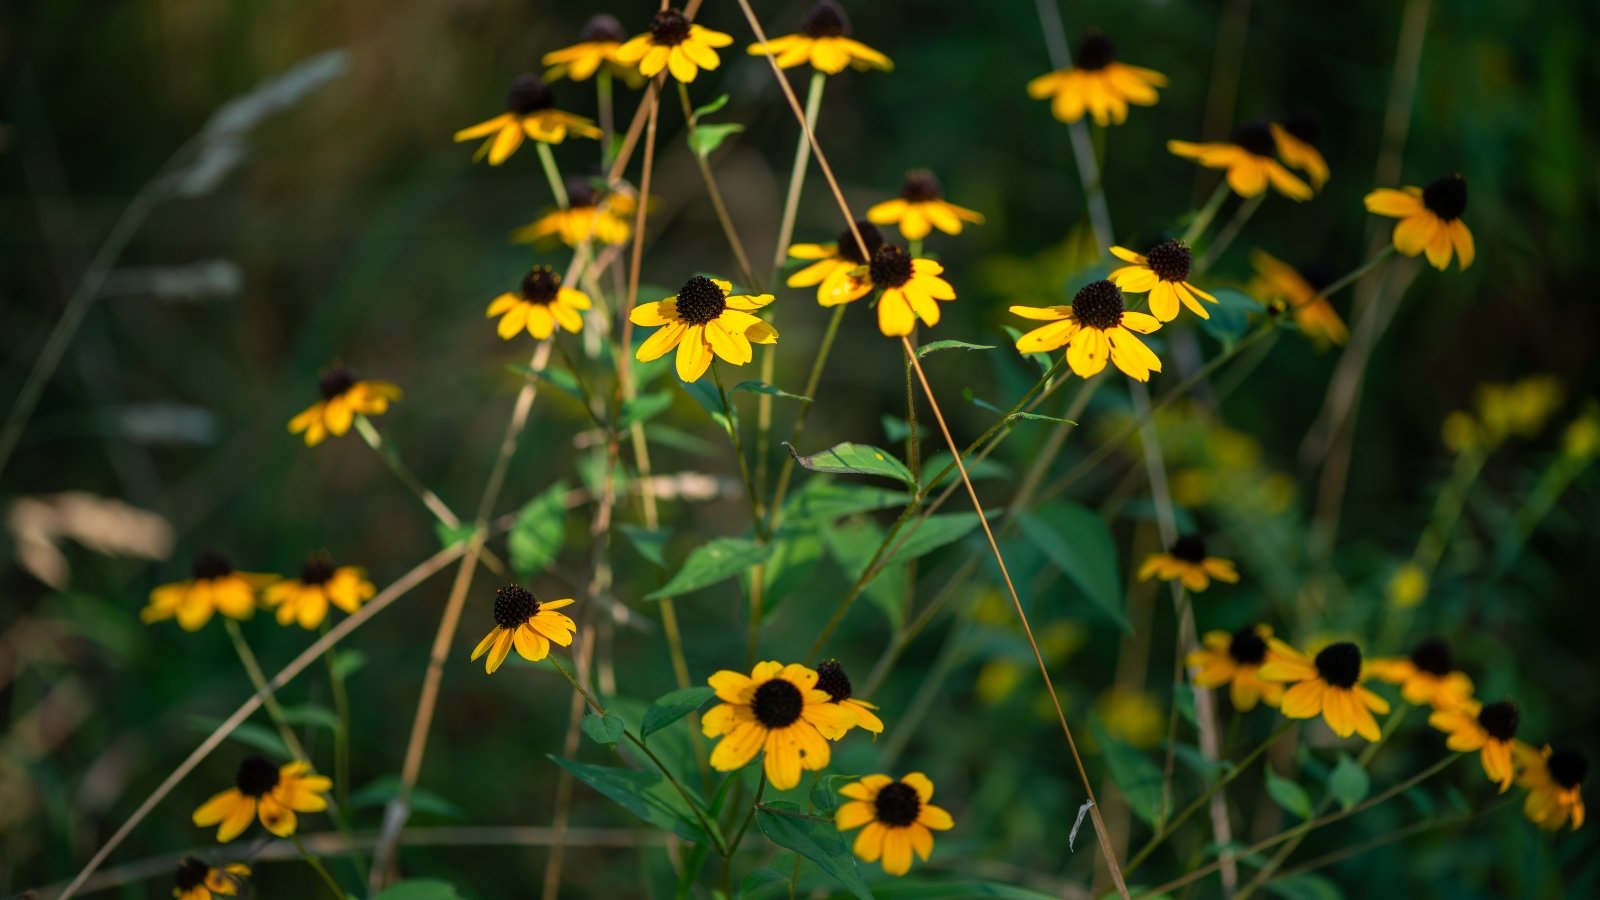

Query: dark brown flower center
[
  {"left": 319, "top": 365, "right": 357, "bottom": 400},
  {"left": 174, "top": 857, "right": 211, "bottom": 891},
  {"left": 494, "top": 584, "right": 540, "bottom": 629},
  {"left": 1421, "top": 174, "right": 1467, "bottom": 221},
  {"left": 873, "top": 781, "right": 921, "bottom": 826},
  {"left": 899, "top": 169, "right": 943, "bottom": 203},
  {"left": 1408, "top": 638, "right": 1454, "bottom": 677},
  {"left": 1283, "top": 111, "right": 1321, "bottom": 145},
  {"left": 1076, "top": 32, "right": 1117, "bottom": 71},
  {"left": 1145, "top": 240, "right": 1192, "bottom": 283},
  {"left": 521, "top": 266, "right": 562, "bottom": 304},
  {"left": 752, "top": 678, "right": 804, "bottom": 728},
  {"left": 649, "top": 8, "right": 691, "bottom": 45},
  {"left": 815, "top": 659, "right": 853, "bottom": 702},
  {"left": 235, "top": 754, "right": 280, "bottom": 797},
  {"left": 1231, "top": 120, "right": 1276, "bottom": 157},
  {"left": 1169, "top": 534, "right": 1208, "bottom": 563},
  {"left": 300, "top": 555, "right": 334, "bottom": 586},
  {"left": 802, "top": 0, "right": 850, "bottom": 37},
  {"left": 581, "top": 13, "right": 626, "bottom": 44},
  {"left": 1228, "top": 627, "right": 1268, "bottom": 665},
  {"left": 674, "top": 275, "right": 727, "bottom": 325},
  {"left": 505, "top": 74, "right": 555, "bottom": 115},
  {"left": 1477, "top": 701, "right": 1519, "bottom": 742},
  {"left": 566, "top": 177, "right": 598, "bottom": 208},
  {"left": 1072, "top": 280, "right": 1124, "bottom": 330},
  {"left": 1313, "top": 642, "right": 1362, "bottom": 689},
  {"left": 836, "top": 220, "right": 883, "bottom": 265},
  {"left": 191, "top": 549, "right": 234, "bottom": 581},
  {"left": 1548, "top": 749, "right": 1588, "bottom": 790},
  {"left": 869, "top": 245, "right": 914, "bottom": 289}
]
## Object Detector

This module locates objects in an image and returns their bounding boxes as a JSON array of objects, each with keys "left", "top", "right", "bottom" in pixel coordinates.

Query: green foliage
[
  {"left": 1266, "top": 769, "right": 1315, "bottom": 820},
  {"left": 550, "top": 756, "right": 719, "bottom": 845},
  {"left": 1328, "top": 754, "right": 1371, "bottom": 811},
  {"left": 508, "top": 479, "right": 568, "bottom": 577},
  {"left": 1017, "top": 504, "right": 1128, "bottom": 630},
  {"left": 646, "top": 537, "right": 773, "bottom": 600},
  {"left": 640, "top": 686, "right": 715, "bottom": 739},
  {"left": 787, "top": 441, "right": 917, "bottom": 487},
  {"left": 1090, "top": 719, "right": 1165, "bottom": 827},
  {"left": 581, "top": 712, "right": 626, "bottom": 747},
  {"left": 373, "top": 881, "right": 467, "bottom": 900},
  {"left": 755, "top": 801, "right": 874, "bottom": 900}
]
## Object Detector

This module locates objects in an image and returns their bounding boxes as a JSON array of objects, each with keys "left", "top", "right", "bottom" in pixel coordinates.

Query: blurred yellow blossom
[
  {"left": 1388, "top": 563, "right": 1428, "bottom": 608},
  {"left": 1096, "top": 687, "right": 1165, "bottom": 748}
]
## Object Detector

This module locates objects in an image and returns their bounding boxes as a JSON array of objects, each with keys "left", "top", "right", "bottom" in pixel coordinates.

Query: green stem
[
  {"left": 597, "top": 70, "right": 615, "bottom": 170},
  {"left": 223, "top": 619, "right": 307, "bottom": 760},
  {"left": 711, "top": 361, "right": 767, "bottom": 537},
  {"left": 720, "top": 775, "right": 767, "bottom": 892},
  {"left": 552, "top": 334, "right": 608, "bottom": 430},
  {"left": 766, "top": 303, "right": 848, "bottom": 531},
  {"left": 678, "top": 81, "right": 760, "bottom": 291},
  {"left": 536, "top": 141, "right": 569, "bottom": 210},
  {"left": 1318, "top": 246, "right": 1397, "bottom": 300},
  {"left": 1197, "top": 193, "right": 1263, "bottom": 271},
  {"left": 290, "top": 832, "right": 346, "bottom": 899},
  {"left": 354, "top": 416, "right": 461, "bottom": 529},
  {"left": 319, "top": 625, "right": 351, "bottom": 810},
  {"left": 1180, "top": 181, "right": 1230, "bottom": 246}
]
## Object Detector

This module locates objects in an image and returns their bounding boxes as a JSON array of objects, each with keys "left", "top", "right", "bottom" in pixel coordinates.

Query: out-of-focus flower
[
  {"left": 1138, "top": 534, "right": 1239, "bottom": 592},
  {"left": 1387, "top": 563, "right": 1429, "bottom": 608},
  {"left": 1026, "top": 31, "right": 1165, "bottom": 127},
  {"left": 1169, "top": 122, "right": 1312, "bottom": 201},
  {"left": 1096, "top": 687, "right": 1165, "bottom": 748},
  {"left": 746, "top": 1, "right": 892, "bottom": 75},
  {"left": 868, "top": 170, "right": 984, "bottom": 242},
  {"left": 512, "top": 178, "right": 635, "bottom": 248},
  {"left": 1109, "top": 240, "right": 1217, "bottom": 322},
  {"left": 543, "top": 15, "right": 634, "bottom": 82},
  {"left": 262, "top": 555, "right": 374, "bottom": 630},
  {"left": 786, "top": 220, "right": 883, "bottom": 307},
  {"left": 1364, "top": 174, "right": 1474, "bottom": 271},
  {"left": 454, "top": 74, "right": 600, "bottom": 165},
  {"left": 615, "top": 8, "right": 733, "bottom": 83},
  {"left": 1271, "top": 113, "right": 1329, "bottom": 190},
  {"left": 1366, "top": 639, "right": 1474, "bottom": 711},
  {"left": 487, "top": 266, "right": 592, "bottom": 341},
  {"left": 1430, "top": 699, "right": 1521, "bottom": 792},
  {"left": 1247, "top": 250, "right": 1348, "bottom": 347},
  {"left": 1517, "top": 743, "right": 1586, "bottom": 831},
  {"left": 1188, "top": 624, "right": 1287, "bottom": 711},
  {"left": 172, "top": 857, "right": 250, "bottom": 900},
  {"left": 143, "top": 550, "right": 274, "bottom": 631},
  {"left": 192, "top": 757, "right": 330, "bottom": 842},
  {"left": 1259, "top": 640, "right": 1390, "bottom": 741},
  {"left": 287, "top": 365, "right": 401, "bottom": 447}
]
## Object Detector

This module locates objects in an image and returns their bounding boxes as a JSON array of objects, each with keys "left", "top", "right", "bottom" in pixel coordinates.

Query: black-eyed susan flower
[
  {"left": 615, "top": 8, "right": 733, "bottom": 83},
  {"left": 1010, "top": 280, "right": 1162, "bottom": 381},
  {"left": 835, "top": 773, "right": 954, "bottom": 876},
  {"left": 1430, "top": 699, "right": 1520, "bottom": 792},
  {"left": 454, "top": 74, "right": 600, "bottom": 166},
  {"left": 1259, "top": 641, "right": 1391, "bottom": 741},
  {"left": 701, "top": 660, "right": 854, "bottom": 789},
  {"left": 786, "top": 219, "right": 884, "bottom": 306},
  {"left": 746, "top": 0, "right": 891, "bottom": 75},
  {"left": 1169, "top": 121, "right": 1313, "bottom": 201},
  {"left": 470, "top": 585, "right": 577, "bottom": 674},
  {"left": 1246, "top": 251, "right": 1348, "bottom": 347},
  {"left": 262, "top": 554, "right": 375, "bottom": 630},
  {"left": 1138, "top": 534, "right": 1239, "bottom": 592},
  {"left": 1366, "top": 638, "right": 1475, "bottom": 712},
  {"left": 192, "top": 756, "right": 331, "bottom": 842},
  {"left": 512, "top": 178, "right": 636, "bottom": 248},
  {"left": 815, "top": 658, "right": 884, "bottom": 735},
  {"left": 1188, "top": 624, "right": 1286, "bottom": 711},
  {"left": 867, "top": 170, "right": 984, "bottom": 242},
  {"left": 1026, "top": 31, "right": 1166, "bottom": 126},
  {"left": 870, "top": 245, "right": 956, "bottom": 337},
  {"left": 543, "top": 14, "right": 632, "bottom": 82},
  {"left": 172, "top": 857, "right": 250, "bottom": 900},
  {"left": 1109, "top": 240, "right": 1218, "bottom": 322},
  {"left": 1364, "top": 174, "right": 1474, "bottom": 271},
  {"left": 630, "top": 276, "right": 777, "bottom": 382},
  {"left": 142, "top": 550, "right": 273, "bottom": 632},
  {"left": 287, "top": 365, "right": 402, "bottom": 447},
  {"left": 1271, "top": 113, "right": 1329, "bottom": 191},
  {"left": 1517, "top": 744, "right": 1586, "bottom": 831},
  {"left": 487, "top": 266, "right": 592, "bottom": 341}
]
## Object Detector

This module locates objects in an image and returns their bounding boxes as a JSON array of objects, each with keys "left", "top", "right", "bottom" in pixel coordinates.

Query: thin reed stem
[
  {"left": 767, "top": 303, "right": 847, "bottom": 529},
  {"left": 291, "top": 833, "right": 347, "bottom": 899},
  {"left": 536, "top": 141, "right": 569, "bottom": 210},
  {"left": 223, "top": 618, "right": 307, "bottom": 760},
  {"left": 1181, "top": 182, "right": 1231, "bottom": 247},
  {"left": 318, "top": 625, "right": 352, "bottom": 810},
  {"left": 678, "top": 81, "right": 759, "bottom": 291},
  {"left": 355, "top": 415, "right": 460, "bottom": 529}
]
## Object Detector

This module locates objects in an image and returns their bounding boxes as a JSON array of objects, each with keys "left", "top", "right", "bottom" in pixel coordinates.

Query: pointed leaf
[
  {"left": 1266, "top": 770, "right": 1314, "bottom": 819},
  {"left": 641, "top": 686, "right": 716, "bottom": 739},
  {"left": 1017, "top": 504, "right": 1128, "bottom": 631},
  {"left": 550, "top": 755, "right": 718, "bottom": 844},
  {"left": 1090, "top": 719, "right": 1165, "bottom": 827},
  {"left": 755, "top": 800, "right": 873, "bottom": 900},
  {"left": 646, "top": 537, "right": 772, "bottom": 600},
  {"left": 508, "top": 480, "right": 569, "bottom": 577},
  {"left": 917, "top": 339, "right": 997, "bottom": 358},
  {"left": 1328, "top": 754, "right": 1370, "bottom": 811},
  {"left": 732, "top": 380, "right": 809, "bottom": 401},
  {"left": 692, "top": 122, "right": 744, "bottom": 157},
  {"left": 785, "top": 441, "right": 915, "bottom": 487}
]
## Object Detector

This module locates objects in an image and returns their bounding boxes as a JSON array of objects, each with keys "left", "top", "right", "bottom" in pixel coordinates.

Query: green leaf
[
  {"left": 824, "top": 518, "right": 906, "bottom": 629},
  {"left": 620, "top": 524, "right": 670, "bottom": 568},
  {"left": 810, "top": 774, "right": 853, "bottom": 818},
  {"left": 1266, "top": 770, "right": 1314, "bottom": 819},
  {"left": 646, "top": 537, "right": 773, "bottom": 600},
  {"left": 1197, "top": 288, "right": 1257, "bottom": 346},
  {"left": 785, "top": 441, "right": 915, "bottom": 487},
  {"left": 278, "top": 704, "right": 340, "bottom": 733},
  {"left": 330, "top": 648, "right": 366, "bottom": 679},
  {"left": 619, "top": 390, "right": 674, "bottom": 429},
  {"left": 434, "top": 521, "right": 477, "bottom": 551},
  {"left": 1263, "top": 873, "right": 1344, "bottom": 900},
  {"left": 692, "top": 93, "right": 731, "bottom": 117},
  {"left": 641, "top": 686, "right": 716, "bottom": 739},
  {"left": 917, "top": 339, "right": 997, "bottom": 358},
  {"left": 866, "top": 882, "right": 1063, "bottom": 899},
  {"left": 350, "top": 776, "right": 466, "bottom": 820},
  {"left": 755, "top": 800, "right": 873, "bottom": 900},
  {"left": 879, "top": 512, "right": 984, "bottom": 568},
  {"left": 1003, "top": 325, "right": 1054, "bottom": 375},
  {"left": 1017, "top": 504, "right": 1128, "bottom": 631},
  {"left": 1328, "top": 754, "right": 1370, "bottom": 811},
  {"left": 582, "top": 712, "right": 626, "bottom": 747},
  {"left": 551, "top": 755, "right": 718, "bottom": 845},
  {"left": 738, "top": 869, "right": 791, "bottom": 900},
  {"left": 1090, "top": 719, "right": 1165, "bottom": 827},
  {"left": 189, "top": 718, "right": 288, "bottom": 758},
  {"left": 374, "top": 880, "right": 466, "bottom": 900},
  {"left": 762, "top": 526, "right": 826, "bottom": 614},
  {"left": 783, "top": 481, "right": 909, "bottom": 523},
  {"left": 692, "top": 122, "right": 744, "bottom": 157},
  {"left": 733, "top": 380, "right": 810, "bottom": 401},
  {"left": 508, "top": 480, "right": 569, "bottom": 577},
  {"left": 1007, "top": 411, "right": 1078, "bottom": 426},
  {"left": 509, "top": 362, "right": 585, "bottom": 403}
]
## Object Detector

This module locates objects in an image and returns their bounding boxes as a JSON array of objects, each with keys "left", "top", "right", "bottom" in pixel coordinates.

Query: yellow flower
[
  {"left": 172, "top": 857, "right": 250, "bottom": 900},
  {"left": 614, "top": 8, "right": 733, "bottom": 83},
  {"left": 1364, "top": 174, "right": 1474, "bottom": 271},
  {"left": 512, "top": 178, "right": 636, "bottom": 248},
  {"left": 1386, "top": 562, "right": 1429, "bottom": 608},
  {"left": 1026, "top": 31, "right": 1166, "bottom": 126},
  {"left": 470, "top": 585, "right": 577, "bottom": 674},
  {"left": 192, "top": 756, "right": 331, "bottom": 842},
  {"left": 1187, "top": 624, "right": 1287, "bottom": 711},
  {"left": 746, "top": 0, "right": 892, "bottom": 75},
  {"left": 867, "top": 170, "right": 984, "bottom": 241},
  {"left": 814, "top": 659, "right": 885, "bottom": 735},
  {"left": 287, "top": 365, "right": 402, "bottom": 447},
  {"left": 629, "top": 276, "right": 777, "bottom": 382},
  {"left": 835, "top": 773, "right": 954, "bottom": 876},
  {"left": 1096, "top": 687, "right": 1165, "bottom": 748},
  {"left": 702, "top": 661, "right": 855, "bottom": 789},
  {"left": 1365, "top": 639, "right": 1475, "bottom": 712},
  {"left": 869, "top": 245, "right": 957, "bottom": 337},
  {"left": 454, "top": 74, "right": 601, "bottom": 165},
  {"left": 1258, "top": 640, "right": 1391, "bottom": 741},
  {"left": 487, "top": 266, "right": 593, "bottom": 341},
  {"left": 786, "top": 220, "right": 883, "bottom": 307},
  {"left": 1169, "top": 122, "right": 1313, "bottom": 201},
  {"left": 1270, "top": 114, "right": 1329, "bottom": 190},
  {"left": 142, "top": 550, "right": 274, "bottom": 631},
  {"left": 1109, "top": 240, "right": 1216, "bottom": 322},
  {"left": 1246, "top": 250, "right": 1348, "bottom": 347},
  {"left": 1429, "top": 699, "right": 1521, "bottom": 792},
  {"left": 1565, "top": 405, "right": 1600, "bottom": 460},
  {"left": 1516, "top": 743, "right": 1587, "bottom": 831},
  {"left": 1138, "top": 535, "right": 1239, "bottom": 592},
  {"left": 542, "top": 14, "right": 634, "bottom": 82},
  {"left": 262, "top": 555, "right": 375, "bottom": 630},
  {"left": 1476, "top": 375, "right": 1564, "bottom": 443},
  {"left": 1011, "top": 280, "right": 1162, "bottom": 381}
]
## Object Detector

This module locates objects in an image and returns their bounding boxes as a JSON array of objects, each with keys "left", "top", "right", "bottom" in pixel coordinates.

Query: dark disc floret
[
  {"left": 173, "top": 857, "right": 211, "bottom": 891},
  {"left": 1145, "top": 240, "right": 1193, "bottom": 283},
  {"left": 1548, "top": 749, "right": 1588, "bottom": 790},
  {"left": 1283, "top": 111, "right": 1321, "bottom": 146},
  {"left": 1408, "top": 638, "right": 1454, "bottom": 677},
  {"left": 191, "top": 548, "right": 235, "bottom": 581},
  {"left": 581, "top": 13, "right": 627, "bottom": 44},
  {"left": 1075, "top": 31, "right": 1118, "bottom": 71},
  {"left": 836, "top": 220, "right": 884, "bottom": 265},
  {"left": 565, "top": 177, "right": 598, "bottom": 208},
  {"left": 1295, "top": 260, "right": 1338, "bottom": 295},
  {"left": 505, "top": 73, "right": 555, "bottom": 115},
  {"left": 751, "top": 678, "right": 804, "bottom": 728},
  {"left": 1071, "top": 280, "right": 1125, "bottom": 330},
  {"left": 493, "top": 584, "right": 541, "bottom": 629},
  {"left": 521, "top": 266, "right": 563, "bottom": 304},
  {"left": 899, "top": 169, "right": 943, "bottom": 203},
  {"left": 802, "top": 0, "right": 850, "bottom": 37},
  {"left": 674, "top": 275, "right": 727, "bottom": 325},
  {"left": 1477, "top": 700, "right": 1519, "bottom": 742},
  {"left": 1229, "top": 626, "right": 1268, "bottom": 665},
  {"left": 1169, "top": 534, "right": 1208, "bottom": 563},
  {"left": 869, "top": 245, "right": 914, "bottom": 289},
  {"left": 235, "top": 754, "right": 280, "bottom": 797},
  {"left": 1313, "top": 642, "right": 1362, "bottom": 689},
  {"left": 1421, "top": 174, "right": 1467, "bottom": 221},
  {"left": 319, "top": 365, "right": 357, "bottom": 400},
  {"left": 1232, "top": 120, "right": 1277, "bottom": 157},
  {"left": 300, "top": 555, "right": 334, "bottom": 586},
  {"left": 815, "top": 659, "right": 854, "bottom": 702},
  {"left": 650, "top": 8, "right": 692, "bottom": 45},
  {"left": 873, "top": 781, "right": 922, "bottom": 826}
]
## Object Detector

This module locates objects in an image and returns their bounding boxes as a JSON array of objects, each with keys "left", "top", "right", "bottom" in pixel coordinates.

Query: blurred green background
[{"left": 5, "top": 0, "right": 1599, "bottom": 896}]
